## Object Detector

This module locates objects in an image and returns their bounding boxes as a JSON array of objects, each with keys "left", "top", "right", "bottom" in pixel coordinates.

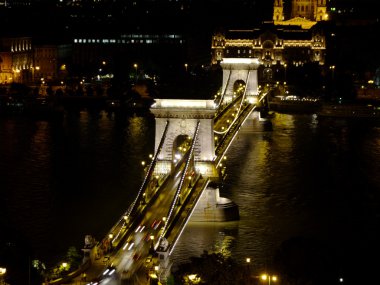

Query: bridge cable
[
  {"left": 111, "top": 121, "right": 169, "bottom": 242},
  {"left": 214, "top": 69, "right": 232, "bottom": 110},
  {"left": 127, "top": 120, "right": 170, "bottom": 218},
  {"left": 109, "top": 120, "right": 170, "bottom": 244},
  {"left": 159, "top": 120, "right": 201, "bottom": 242},
  {"left": 214, "top": 89, "right": 269, "bottom": 167},
  {"left": 213, "top": 70, "right": 251, "bottom": 135}
]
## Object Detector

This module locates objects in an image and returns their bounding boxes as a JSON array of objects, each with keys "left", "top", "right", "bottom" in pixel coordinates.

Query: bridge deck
[{"left": 64, "top": 88, "right": 266, "bottom": 284}]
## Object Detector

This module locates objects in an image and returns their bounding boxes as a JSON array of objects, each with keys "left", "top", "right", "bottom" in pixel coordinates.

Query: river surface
[{"left": 1, "top": 109, "right": 380, "bottom": 283}]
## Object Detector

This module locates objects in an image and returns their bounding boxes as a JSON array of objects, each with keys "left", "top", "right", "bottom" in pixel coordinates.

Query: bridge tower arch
[
  {"left": 220, "top": 58, "right": 260, "bottom": 104},
  {"left": 150, "top": 99, "right": 218, "bottom": 178}
]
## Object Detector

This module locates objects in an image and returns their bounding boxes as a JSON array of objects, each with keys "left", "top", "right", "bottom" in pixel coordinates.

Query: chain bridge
[{"left": 65, "top": 58, "right": 269, "bottom": 285}]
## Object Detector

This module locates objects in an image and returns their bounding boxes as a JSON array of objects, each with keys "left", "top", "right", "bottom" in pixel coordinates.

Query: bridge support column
[
  {"left": 155, "top": 238, "right": 172, "bottom": 284},
  {"left": 220, "top": 58, "right": 260, "bottom": 104},
  {"left": 151, "top": 99, "right": 217, "bottom": 176},
  {"left": 191, "top": 185, "right": 239, "bottom": 222}
]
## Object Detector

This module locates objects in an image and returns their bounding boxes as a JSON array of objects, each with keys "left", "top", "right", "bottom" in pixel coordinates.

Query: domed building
[{"left": 211, "top": 0, "right": 328, "bottom": 82}]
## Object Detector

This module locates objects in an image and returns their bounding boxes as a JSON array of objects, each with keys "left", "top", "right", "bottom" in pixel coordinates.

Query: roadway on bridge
[
  {"left": 68, "top": 161, "right": 202, "bottom": 284},
  {"left": 67, "top": 92, "right": 262, "bottom": 285}
]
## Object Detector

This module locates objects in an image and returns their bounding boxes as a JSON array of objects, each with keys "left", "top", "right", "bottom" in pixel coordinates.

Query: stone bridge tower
[
  {"left": 220, "top": 58, "right": 260, "bottom": 104},
  {"left": 150, "top": 99, "right": 218, "bottom": 178}
]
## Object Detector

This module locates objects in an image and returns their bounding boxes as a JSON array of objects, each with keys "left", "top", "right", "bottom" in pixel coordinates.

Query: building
[
  {"left": 0, "top": 36, "right": 72, "bottom": 86},
  {"left": 273, "top": 0, "right": 328, "bottom": 23},
  {"left": 211, "top": 23, "right": 326, "bottom": 66},
  {"left": 211, "top": 0, "right": 329, "bottom": 83},
  {"left": 0, "top": 37, "right": 33, "bottom": 84},
  {"left": 71, "top": 32, "right": 187, "bottom": 79},
  {"left": 0, "top": 51, "right": 12, "bottom": 84}
]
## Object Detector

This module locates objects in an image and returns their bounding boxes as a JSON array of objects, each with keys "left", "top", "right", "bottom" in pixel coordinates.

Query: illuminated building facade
[
  {"left": 0, "top": 37, "right": 70, "bottom": 85},
  {"left": 211, "top": 24, "right": 326, "bottom": 67},
  {"left": 0, "top": 51, "right": 12, "bottom": 84},
  {"left": 0, "top": 37, "right": 33, "bottom": 84},
  {"left": 273, "top": 0, "right": 328, "bottom": 23},
  {"left": 211, "top": 0, "right": 328, "bottom": 82}
]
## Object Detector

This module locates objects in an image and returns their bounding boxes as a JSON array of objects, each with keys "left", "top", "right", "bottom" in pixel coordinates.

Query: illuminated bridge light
[{"left": 221, "top": 58, "right": 259, "bottom": 64}]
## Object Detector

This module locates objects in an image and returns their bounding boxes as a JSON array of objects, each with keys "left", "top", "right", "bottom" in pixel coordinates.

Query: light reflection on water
[
  {"left": 171, "top": 112, "right": 380, "bottom": 276},
  {"left": 1, "top": 109, "right": 380, "bottom": 280}
]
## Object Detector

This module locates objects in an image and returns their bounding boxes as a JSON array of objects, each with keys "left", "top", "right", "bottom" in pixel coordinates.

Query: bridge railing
[
  {"left": 127, "top": 120, "right": 170, "bottom": 218},
  {"left": 214, "top": 90, "right": 246, "bottom": 123},
  {"left": 214, "top": 70, "right": 250, "bottom": 134},
  {"left": 160, "top": 121, "right": 201, "bottom": 241},
  {"left": 214, "top": 103, "right": 256, "bottom": 166},
  {"left": 214, "top": 69, "right": 232, "bottom": 110},
  {"left": 94, "top": 120, "right": 171, "bottom": 256},
  {"left": 167, "top": 176, "right": 210, "bottom": 255}
]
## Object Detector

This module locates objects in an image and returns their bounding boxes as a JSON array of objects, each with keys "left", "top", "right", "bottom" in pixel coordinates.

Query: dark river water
[{"left": 1, "top": 109, "right": 380, "bottom": 284}]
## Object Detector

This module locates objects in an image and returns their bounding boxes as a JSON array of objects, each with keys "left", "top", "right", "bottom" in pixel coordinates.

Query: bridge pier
[
  {"left": 220, "top": 58, "right": 260, "bottom": 104},
  {"left": 191, "top": 184, "right": 239, "bottom": 222},
  {"left": 151, "top": 99, "right": 221, "bottom": 180},
  {"left": 155, "top": 238, "right": 172, "bottom": 284}
]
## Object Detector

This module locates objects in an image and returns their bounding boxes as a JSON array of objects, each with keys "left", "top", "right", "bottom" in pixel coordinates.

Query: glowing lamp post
[
  {"left": 133, "top": 63, "right": 138, "bottom": 81},
  {"left": 31, "top": 66, "right": 40, "bottom": 85},
  {"left": 150, "top": 235, "right": 155, "bottom": 250},
  {"left": 329, "top": 65, "right": 335, "bottom": 80},
  {"left": 155, "top": 175, "right": 160, "bottom": 187},
  {"left": 0, "top": 267, "right": 6, "bottom": 278},
  {"left": 0, "top": 267, "right": 6, "bottom": 285},
  {"left": 261, "top": 274, "right": 277, "bottom": 285}
]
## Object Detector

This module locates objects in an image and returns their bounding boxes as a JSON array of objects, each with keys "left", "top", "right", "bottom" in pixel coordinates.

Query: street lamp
[
  {"left": 150, "top": 235, "right": 155, "bottom": 250},
  {"left": 133, "top": 63, "right": 138, "bottom": 80},
  {"left": 184, "top": 63, "right": 188, "bottom": 72},
  {"left": 31, "top": 66, "right": 39, "bottom": 85},
  {"left": 142, "top": 193, "right": 146, "bottom": 205},
  {"left": 188, "top": 176, "right": 192, "bottom": 188},
  {"left": 261, "top": 274, "right": 277, "bottom": 285},
  {"left": 0, "top": 267, "right": 6, "bottom": 285},
  {"left": 284, "top": 63, "right": 287, "bottom": 83},
  {"left": 329, "top": 65, "right": 335, "bottom": 80},
  {"left": 155, "top": 175, "right": 160, "bottom": 187}
]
